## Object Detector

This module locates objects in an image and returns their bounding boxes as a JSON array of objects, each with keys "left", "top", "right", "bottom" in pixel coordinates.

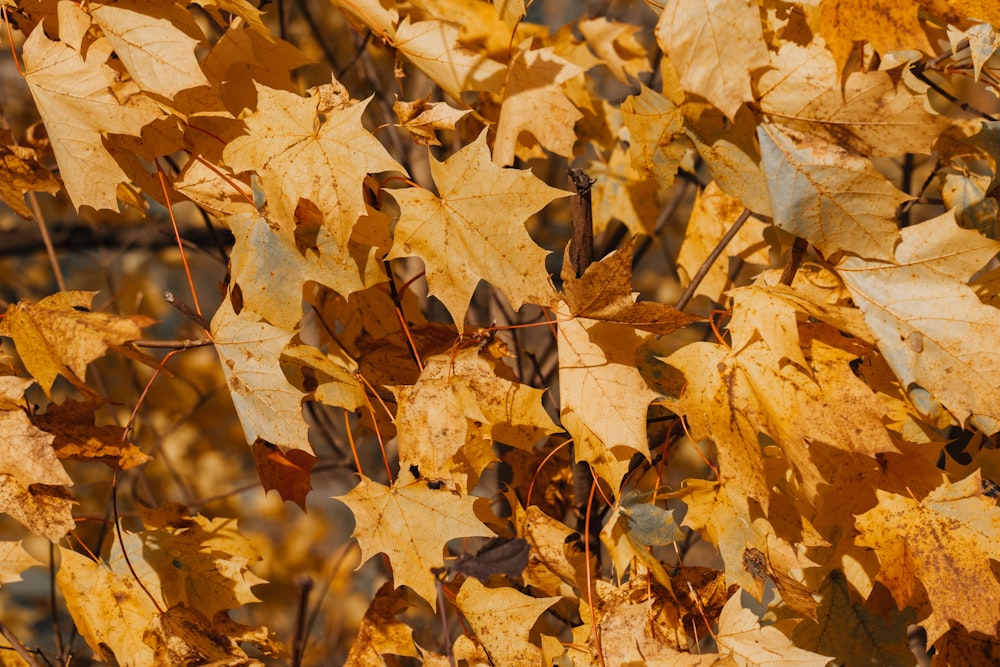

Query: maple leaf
[
  {"left": 193, "top": 0, "right": 272, "bottom": 37},
  {"left": 210, "top": 297, "right": 311, "bottom": 455},
  {"left": 58, "top": 539, "right": 163, "bottom": 665},
  {"left": 668, "top": 479, "right": 780, "bottom": 601},
  {"left": 200, "top": 17, "right": 313, "bottom": 119},
  {"left": 388, "top": 130, "right": 566, "bottom": 326},
  {"left": 393, "top": 17, "right": 506, "bottom": 100},
  {"left": 0, "top": 291, "right": 153, "bottom": 397},
  {"left": 393, "top": 349, "right": 559, "bottom": 487},
  {"left": 587, "top": 145, "right": 662, "bottom": 237},
  {"left": 492, "top": 39, "right": 584, "bottom": 167},
  {"left": 685, "top": 106, "right": 773, "bottom": 216},
  {"left": 21, "top": 23, "right": 167, "bottom": 211},
  {"left": 31, "top": 399, "right": 151, "bottom": 469},
  {"left": 344, "top": 582, "right": 418, "bottom": 665},
  {"left": 0, "top": 376, "right": 75, "bottom": 542},
  {"left": 758, "top": 40, "right": 951, "bottom": 157},
  {"left": 817, "top": 0, "right": 996, "bottom": 73},
  {"left": 511, "top": 502, "right": 586, "bottom": 598},
  {"left": 667, "top": 321, "right": 897, "bottom": 509},
  {"left": 655, "top": 0, "right": 769, "bottom": 120},
  {"left": 224, "top": 210, "right": 385, "bottom": 329},
  {"left": 856, "top": 472, "right": 1000, "bottom": 643},
  {"left": 758, "top": 123, "right": 908, "bottom": 261},
  {"left": 335, "top": 469, "right": 494, "bottom": 605},
  {"left": 621, "top": 83, "right": 687, "bottom": 188},
  {"left": 138, "top": 504, "right": 265, "bottom": 619},
  {"left": 223, "top": 81, "right": 403, "bottom": 252},
  {"left": 252, "top": 440, "right": 317, "bottom": 510},
  {"left": 89, "top": 0, "right": 210, "bottom": 99},
  {"left": 562, "top": 236, "right": 700, "bottom": 334},
  {"left": 143, "top": 603, "right": 280, "bottom": 665},
  {"left": 715, "top": 593, "right": 833, "bottom": 666},
  {"left": 455, "top": 577, "right": 559, "bottom": 665},
  {"left": 280, "top": 343, "right": 365, "bottom": 412},
  {"left": 393, "top": 96, "right": 470, "bottom": 146},
  {"left": 792, "top": 569, "right": 917, "bottom": 666},
  {"left": 557, "top": 303, "right": 658, "bottom": 491},
  {"left": 577, "top": 17, "right": 650, "bottom": 84},
  {"left": 494, "top": 0, "right": 524, "bottom": 30},
  {"left": 0, "top": 137, "right": 61, "bottom": 219},
  {"left": 838, "top": 210, "right": 1000, "bottom": 433}
]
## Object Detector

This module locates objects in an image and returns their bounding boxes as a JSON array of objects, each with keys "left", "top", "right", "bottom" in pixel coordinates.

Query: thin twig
[
  {"left": 0, "top": 621, "right": 44, "bottom": 667},
  {"left": 674, "top": 209, "right": 752, "bottom": 311},
  {"left": 436, "top": 577, "right": 457, "bottom": 667},
  {"left": 164, "top": 291, "right": 211, "bottom": 330},
  {"left": 291, "top": 575, "right": 313, "bottom": 667},
  {"left": 133, "top": 338, "right": 214, "bottom": 349},
  {"left": 48, "top": 543, "right": 63, "bottom": 659}
]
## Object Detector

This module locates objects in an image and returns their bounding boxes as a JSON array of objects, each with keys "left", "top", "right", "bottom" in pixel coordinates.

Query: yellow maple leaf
[
  {"left": 22, "top": 25, "right": 166, "bottom": 211},
  {"left": 578, "top": 17, "right": 651, "bottom": 84},
  {"left": 393, "top": 349, "right": 559, "bottom": 487},
  {"left": 587, "top": 145, "right": 661, "bottom": 237},
  {"left": 667, "top": 319, "right": 897, "bottom": 510},
  {"left": 493, "top": 39, "right": 584, "bottom": 167},
  {"left": 0, "top": 138, "right": 61, "bottom": 219},
  {"left": 344, "top": 582, "right": 418, "bottom": 665},
  {"left": 89, "top": 0, "right": 210, "bottom": 99},
  {"left": 817, "top": 0, "right": 995, "bottom": 74},
  {"left": 223, "top": 82, "right": 403, "bottom": 252},
  {"left": 758, "top": 40, "right": 951, "bottom": 157},
  {"left": 716, "top": 593, "right": 833, "bottom": 666},
  {"left": 388, "top": 130, "right": 566, "bottom": 326},
  {"left": 335, "top": 469, "right": 494, "bottom": 605},
  {"left": 621, "top": 83, "right": 688, "bottom": 188},
  {"left": 856, "top": 472, "right": 1000, "bottom": 643},
  {"left": 455, "top": 578, "right": 559, "bottom": 665},
  {"left": 58, "top": 539, "right": 163, "bottom": 666},
  {"left": 685, "top": 105, "right": 773, "bottom": 216},
  {"left": 224, "top": 210, "right": 385, "bottom": 329},
  {"left": 0, "top": 540, "right": 43, "bottom": 587},
  {"left": 655, "top": 0, "right": 769, "bottom": 120},
  {"left": 392, "top": 96, "right": 470, "bottom": 147},
  {"left": 143, "top": 603, "right": 280, "bottom": 665},
  {"left": 557, "top": 302, "right": 658, "bottom": 492},
  {"left": 0, "top": 291, "right": 152, "bottom": 397},
  {"left": 791, "top": 569, "right": 918, "bottom": 666},
  {"left": 210, "top": 297, "right": 311, "bottom": 455},
  {"left": 393, "top": 17, "right": 506, "bottom": 100},
  {"left": 838, "top": 210, "right": 1000, "bottom": 434},
  {"left": 138, "top": 504, "right": 266, "bottom": 619},
  {"left": 758, "top": 123, "right": 909, "bottom": 261}
]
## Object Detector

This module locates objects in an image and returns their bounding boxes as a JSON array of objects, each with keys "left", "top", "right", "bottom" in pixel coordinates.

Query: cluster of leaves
[{"left": 2, "top": 0, "right": 1000, "bottom": 664}]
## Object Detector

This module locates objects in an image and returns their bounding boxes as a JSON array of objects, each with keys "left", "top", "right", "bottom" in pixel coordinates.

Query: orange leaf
[
  {"left": 252, "top": 439, "right": 317, "bottom": 510},
  {"left": 855, "top": 472, "right": 1000, "bottom": 643},
  {"left": 32, "top": 400, "right": 151, "bottom": 470}
]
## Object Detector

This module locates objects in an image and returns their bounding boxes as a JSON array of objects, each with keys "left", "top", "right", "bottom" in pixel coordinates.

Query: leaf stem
[{"left": 674, "top": 208, "right": 752, "bottom": 311}]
